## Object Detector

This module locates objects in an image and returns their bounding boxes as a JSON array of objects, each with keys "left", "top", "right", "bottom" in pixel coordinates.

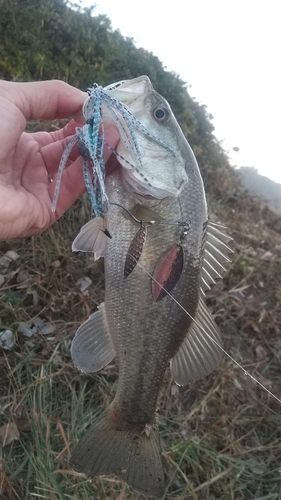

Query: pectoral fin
[
  {"left": 72, "top": 217, "right": 111, "bottom": 259},
  {"left": 71, "top": 303, "right": 115, "bottom": 373},
  {"left": 171, "top": 298, "right": 223, "bottom": 385}
]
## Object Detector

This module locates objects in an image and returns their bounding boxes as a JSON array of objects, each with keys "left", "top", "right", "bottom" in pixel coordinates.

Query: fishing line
[
  {"left": 109, "top": 202, "right": 191, "bottom": 229},
  {"left": 130, "top": 253, "right": 281, "bottom": 405}
]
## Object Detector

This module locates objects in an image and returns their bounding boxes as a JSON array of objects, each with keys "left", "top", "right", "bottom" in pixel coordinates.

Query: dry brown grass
[{"left": 1, "top": 172, "right": 281, "bottom": 499}]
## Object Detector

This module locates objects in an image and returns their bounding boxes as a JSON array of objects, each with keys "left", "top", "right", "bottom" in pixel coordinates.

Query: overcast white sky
[{"left": 80, "top": 0, "right": 281, "bottom": 184}]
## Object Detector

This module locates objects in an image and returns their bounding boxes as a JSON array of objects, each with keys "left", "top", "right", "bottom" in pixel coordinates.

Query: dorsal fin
[{"left": 200, "top": 221, "right": 233, "bottom": 295}]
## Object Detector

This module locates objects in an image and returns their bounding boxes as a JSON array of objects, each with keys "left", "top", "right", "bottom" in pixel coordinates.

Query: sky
[{"left": 80, "top": 0, "right": 281, "bottom": 184}]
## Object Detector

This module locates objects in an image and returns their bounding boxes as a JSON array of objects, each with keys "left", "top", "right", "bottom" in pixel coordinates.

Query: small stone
[
  {"left": 40, "top": 322, "right": 55, "bottom": 335},
  {"left": 0, "top": 330, "right": 15, "bottom": 350},
  {"left": 261, "top": 250, "right": 273, "bottom": 260},
  {"left": 0, "top": 255, "right": 12, "bottom": 270},
  {"left": 5, "top": 250, "right": 20, "bottom": 261},
  {"left": 18, "top": 323, "right": 34, "bottom": 338},
  {"left": 51, "top": 260, "right": 61, "bottom": 268},
  {"left": 32, "top": 317, "right": 55, "bottom": 335},
  {"left": 16, "top": 270, "right": 30, "bottom": 283},
  {"left": 75, "top": 276, "right": 92, "bottom": 292}
]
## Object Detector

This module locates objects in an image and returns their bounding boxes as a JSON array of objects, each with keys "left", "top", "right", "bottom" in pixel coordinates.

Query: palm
[
  {"left": 0, "top": 80, "right": 119, "bottom": 241},
  {"left": 0, "top": 123, "right": 84, "bottom": 239}
]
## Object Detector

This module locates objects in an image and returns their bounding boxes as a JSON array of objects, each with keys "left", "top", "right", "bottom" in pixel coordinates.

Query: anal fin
[
  {"left": 171, "top": 298, "right": 223, "bottom": 385},
  {"left": 71, "top": 303, "right": 115, "bottom": 373}
]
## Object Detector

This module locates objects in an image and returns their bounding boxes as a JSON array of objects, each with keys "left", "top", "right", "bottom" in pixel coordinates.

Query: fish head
[
  {"left": 99, "top": 75, "right": 202, "bottom": 202},
  {"left": 105, "top": 77, "right": 197, "bottom": 200},
  {"left": 118, "top": 88, "right": 191, "bottom": 198}
]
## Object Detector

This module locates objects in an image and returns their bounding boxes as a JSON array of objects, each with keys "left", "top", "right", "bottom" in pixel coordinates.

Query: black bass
[{"left": 70, "top": 76, "right": 232, "bottom": 497}]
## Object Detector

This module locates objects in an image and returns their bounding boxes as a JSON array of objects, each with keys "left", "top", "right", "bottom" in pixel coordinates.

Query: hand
[{"left": 0, "top": 80, "right": 119, "bottom": 241}]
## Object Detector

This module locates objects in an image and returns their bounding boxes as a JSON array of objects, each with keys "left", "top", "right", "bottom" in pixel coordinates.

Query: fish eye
[{"left": 153, "top": 106, "right": 170, "bottom": 122}]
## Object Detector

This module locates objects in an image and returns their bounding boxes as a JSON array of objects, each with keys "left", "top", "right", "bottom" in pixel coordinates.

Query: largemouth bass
[{"left": 70, "top": 76, "right": 232, "bottom": 497}]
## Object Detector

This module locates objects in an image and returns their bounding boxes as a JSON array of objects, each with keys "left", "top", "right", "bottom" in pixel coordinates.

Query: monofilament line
[{"left": 131, "top": 254, "right": 281, "bottom": 405}]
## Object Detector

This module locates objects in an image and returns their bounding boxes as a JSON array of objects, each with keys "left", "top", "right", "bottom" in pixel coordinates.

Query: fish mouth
[{"left": 105, "top": 76, "right": 153, "bottom": 104}]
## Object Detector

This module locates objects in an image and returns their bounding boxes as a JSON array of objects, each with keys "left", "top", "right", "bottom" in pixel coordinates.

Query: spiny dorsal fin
[
  {"left": 200, "top": 221, "right": 233, "bottom": 295},
  {"left": 170, "top": 298, "right": 223, "bottom": 385},
  {"left": 71, "top": 303, "right": 115, "bottom": 373},
  {"left": 72, "top": 217, "right": 110, "bottom": 260}
]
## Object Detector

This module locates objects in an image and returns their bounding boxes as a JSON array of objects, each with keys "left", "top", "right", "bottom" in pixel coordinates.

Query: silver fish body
[
  {"left": 70, "top": 77, "right": 232, "bottom": 497},
  {"left": 104, "top": 168, "right": 206, "bottom": 421}
]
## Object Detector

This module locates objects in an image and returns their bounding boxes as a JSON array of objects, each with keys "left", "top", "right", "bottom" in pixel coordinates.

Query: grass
[{"left": 1, "top": 185, "right": 281, "bottom": 499}]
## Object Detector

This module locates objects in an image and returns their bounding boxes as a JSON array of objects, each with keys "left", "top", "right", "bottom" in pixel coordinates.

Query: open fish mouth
[
  {"left": 103, "top": 75, "right": 154, "bottom": 103},
  {"left": 52, "top": 75, "right": 188, "bottom": 219}
]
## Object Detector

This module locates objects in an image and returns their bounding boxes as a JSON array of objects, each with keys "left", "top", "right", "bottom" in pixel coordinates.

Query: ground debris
[
  {"left": 0, "top": 422, "right": 20, "bottom": 447},
  {"left": 0, "top": 330, "right": 15, "bottom": 350},
  {"left": 75, "top": 276, "right": 93, "bottom": 292},
  {"left": 17, "top": 317, "right": 55, "bottom": 341}
]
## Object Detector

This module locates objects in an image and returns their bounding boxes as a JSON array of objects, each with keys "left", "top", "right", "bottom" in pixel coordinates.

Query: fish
[{"left": 70, "top": 76, "right": 232, "bottom": 497}]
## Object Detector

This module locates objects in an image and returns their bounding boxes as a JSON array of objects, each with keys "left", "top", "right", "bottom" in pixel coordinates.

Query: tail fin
[{"left": 70, "top": 411, "right": 165, "bottom": 498}]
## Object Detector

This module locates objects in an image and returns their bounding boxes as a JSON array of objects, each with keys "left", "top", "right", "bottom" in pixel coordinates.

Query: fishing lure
[{"left": 51, "top": 81, "right": 176, "bottom": 218}]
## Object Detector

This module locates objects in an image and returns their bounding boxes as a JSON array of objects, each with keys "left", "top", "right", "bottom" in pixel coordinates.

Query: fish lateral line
[{"left": 129, "top": 252, "right": 281, "bottom": 406}]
